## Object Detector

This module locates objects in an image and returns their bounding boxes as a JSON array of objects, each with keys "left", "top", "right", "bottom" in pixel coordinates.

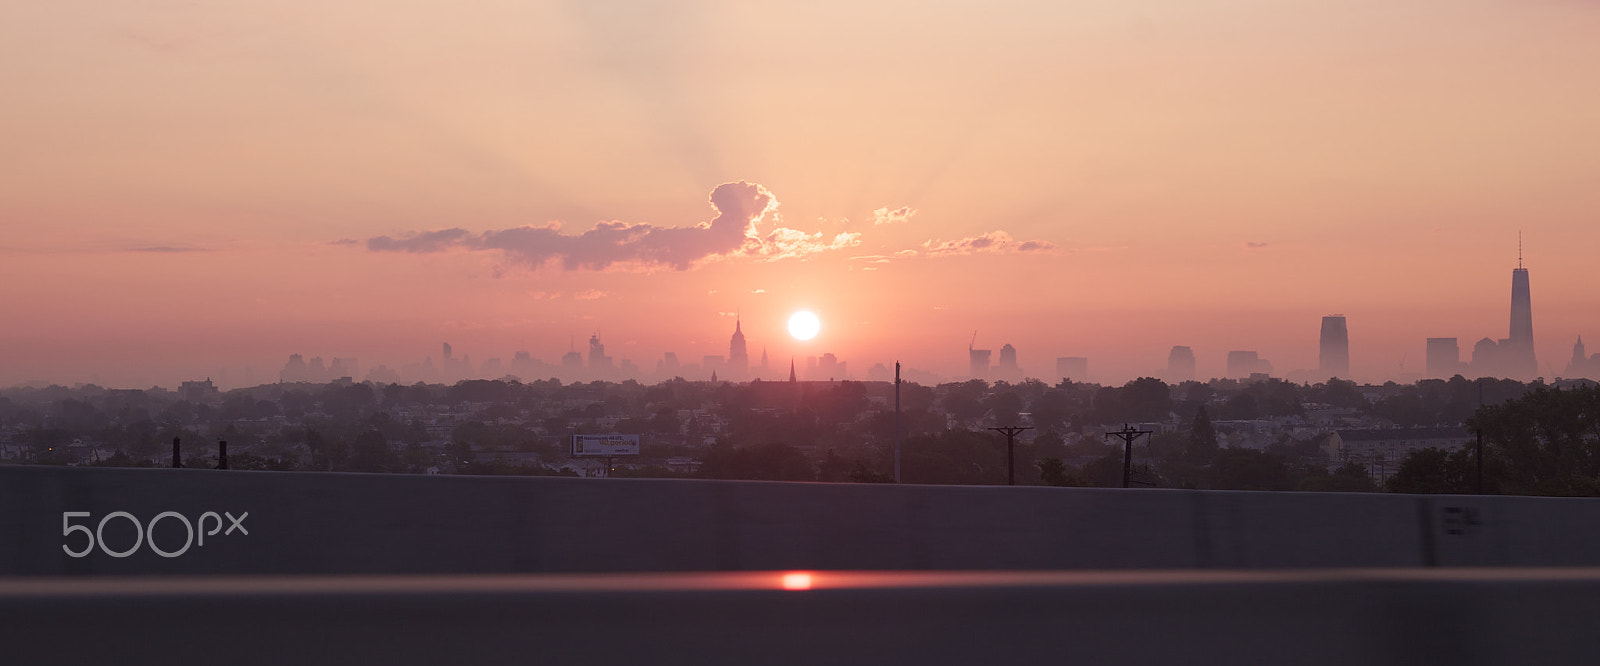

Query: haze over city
[{"left": 4, "top": 0, "right": 1600, "bottom": 389}]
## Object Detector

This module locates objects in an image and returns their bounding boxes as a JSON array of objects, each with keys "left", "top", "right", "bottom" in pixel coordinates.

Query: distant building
[
  {"left": 1468, "top": 254, "right": 1538, "bottom": 380},
  {"left": 1319, "top": 315, "right": 1350, "bottom": 379},
  {"left": 1226, "top": 351, "right": 1272, "bottom": 379},
  {"left": 969, "top": 347, "right": 992, "bottom": 380},
  {"left": 702, "top": 355, "right": 725, "bottom": 380},
  {"left": 1056, "top": 357, "right": 1088, "bottom": 383},
  {"left": 1565, "top": 337, "right": 1600, "bottom": 379},
  {"left": 588, "top": 335, "right": 613, "bottom": 372},
  {"left": 328, "top": 357, "right": 359, "bottom": 381},
  {"left": 1166, "top": 346, "right": 1196, "bottom": 383},
  {"left": 179, "top": 379, "right": 219, "bottom": 404},
  {"left": 817, "top": 353, "right": 846, "bottom": 380},
  {"left": 657, "top": 352, "right": 681, "bottom": 377},
  {"left": 728, "top": 318, "right": 749, "bottom": 379},
  {"left": 996, "top": 344, "right": 1021, "bottom": 382},
  {"left": 1426, "top": 338, "right": 1463, "bottom": 379},
  {"left": 1331, "top": 428, "right": 1473, "bottom": 480}
]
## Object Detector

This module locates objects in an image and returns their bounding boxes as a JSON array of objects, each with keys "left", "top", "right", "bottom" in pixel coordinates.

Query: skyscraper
[
  {"left": 1056, "top": 357, "right": 1088, "bottom": 383},
  {"left": 1426, "top": 338, "right": 1462, "bottom": 378},
  {"left": 728, "top": 318, "right": 749, "bottom": 379},
  {"left": 1319, "top": 315, "right": 1350, "bottom": 379},
  {"left": 996, "top": 344, "right": 1021, "bottom": 381},
  {"left": 588, "top": 334, "right": 613, "bottom": 371},
  {"left": 1466, "top": 247, "right": 1540, "bottom": 380},
  {"left": 969, "top": 348, "right": 991, "bottom": 379},
  {"left": 1226, "top": 351, "right": 1272, "bottom": 379},
  {"left": 1166, "top": 346, "right": 1196, "bottom": 383},
  {"left": 1508, "top": 252, "right": 1537, "bottom": 378}
]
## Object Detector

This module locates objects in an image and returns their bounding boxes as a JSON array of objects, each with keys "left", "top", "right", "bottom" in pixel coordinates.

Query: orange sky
[{"left": 3, "top": 0, "right": 1600, "bottom": 388}]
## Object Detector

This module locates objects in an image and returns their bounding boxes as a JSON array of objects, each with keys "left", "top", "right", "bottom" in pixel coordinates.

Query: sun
[{"left": 787, "top": 311, "right": 820, "bottom": 341}]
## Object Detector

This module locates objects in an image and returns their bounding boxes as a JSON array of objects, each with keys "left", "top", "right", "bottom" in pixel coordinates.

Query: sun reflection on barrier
[{"left": 780, "top": 572, "right": 814, "bottom": 590}]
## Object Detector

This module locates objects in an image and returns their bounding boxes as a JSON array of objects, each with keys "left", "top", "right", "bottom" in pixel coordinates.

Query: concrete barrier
[
  {"left": 3, "top": 465, "right": 1600, "bottom": 576},
  {"left": 6, "top": 569, "right": 1600, "bottom": 666}
]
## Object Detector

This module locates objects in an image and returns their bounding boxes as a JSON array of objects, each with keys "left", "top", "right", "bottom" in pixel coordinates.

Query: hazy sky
[{"left": 4, "top": 0, "right": 1599, "bottom": 388}]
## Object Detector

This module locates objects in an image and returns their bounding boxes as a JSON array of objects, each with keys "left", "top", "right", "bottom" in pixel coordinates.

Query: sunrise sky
[{"left": 3, "top": 0, "right": 1599, "bottom": 388}]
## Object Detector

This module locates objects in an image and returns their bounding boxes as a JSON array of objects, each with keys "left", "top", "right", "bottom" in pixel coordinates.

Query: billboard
[{"left": 571, "top": 434, "right": 641, "bottom": 457}]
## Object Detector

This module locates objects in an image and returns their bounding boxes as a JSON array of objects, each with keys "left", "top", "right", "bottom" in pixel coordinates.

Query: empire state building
[{"left": 728, "top": 318, "right": 749, "bottom": 379}]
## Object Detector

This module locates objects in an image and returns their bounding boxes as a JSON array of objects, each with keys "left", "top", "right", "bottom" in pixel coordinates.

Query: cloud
[
  {"left": 751, "top": 289, "right": 766, "bottom": 294},
  {"left": 128, "top": 245, "right": 209, "bottom": 253},
  {"left": 328, "top": 238, "right": 359, "bottom": 246},
  {"left": 573, "top": 289, "right": 607, "bottom": 300},
  {"left": 366, "top": 182, "right": 858, "bottom": 271},
  {"left": 367, "top": 228, "right": 473, "bottom": 253},
  {"left": 872, "top": 206, "right": 916, "bottom": 226},
  {"left": 1246, "top": 242, "right": 1269, "bottom": 249},
  {"left": 747, "top": 228, "right": 861, "bottom": 262},
  {"left": 921, "top": 231, "right": 1056, "bottom": 257}
]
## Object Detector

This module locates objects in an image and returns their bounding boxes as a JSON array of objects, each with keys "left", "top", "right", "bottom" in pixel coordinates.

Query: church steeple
[{"left": 789, "top": 358, "right": 797, "bottom": 382}]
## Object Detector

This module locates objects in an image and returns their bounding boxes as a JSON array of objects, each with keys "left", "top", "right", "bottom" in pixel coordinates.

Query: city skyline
[
  {"left": 168, "top": 255, "right": 1589, "bottom": 391},
  {"left": 5, "top": 1, "right": 1600, "bottom": 389},
  {"left": 5, "top": 246, "right": 1595, "bottom": 390}
]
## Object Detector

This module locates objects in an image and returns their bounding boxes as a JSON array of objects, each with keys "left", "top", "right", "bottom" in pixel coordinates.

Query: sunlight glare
[
  {"left": 781, "top": 572, "right": 814, "bottom": 590},
  {"left": 787, "top": 311, "right": 820, "bottom": 340}
]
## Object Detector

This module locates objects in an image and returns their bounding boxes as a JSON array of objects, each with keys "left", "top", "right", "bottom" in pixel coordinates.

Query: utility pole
[
  {"left": 1105, "top": 424, "right": 1154, "bottom": 488},
  {"left": 217, "top": 438, "right": 228, "bottom": 470},
  {"left": 989, "top": 426, "right": 1032, "bottom": 486},
  {"left": 1476, "top": 379, "right": 1484, "bottom": 494},
  {"left": 171, "top": 437, "right": 182, "bottom": 468},
  {"left": 894, "top": 361, "right": 902, "bottom": 484}
]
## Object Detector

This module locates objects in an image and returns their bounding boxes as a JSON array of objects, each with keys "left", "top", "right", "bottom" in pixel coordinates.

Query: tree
[
  {"left": 1386, "top": 448, "right": 1474, "bottom": 494},
  {"left": 1208, "top": 448, "right": 1291, "bottom": 491},
  {"left": 1036, "top": 457, "right": 1080, "bottom": 487},
  {"left": 1469, "top": 385, "right": 1600, "bottom": 496},
  {"left": 1187, "top": 405, "right": 1219, "bottom": 462},
  {"left": 1297, "top": 461, "right": 1378, "bottom": 493},
  {"left": 348, "top": 430, "right": 400, "bottom": 473}
]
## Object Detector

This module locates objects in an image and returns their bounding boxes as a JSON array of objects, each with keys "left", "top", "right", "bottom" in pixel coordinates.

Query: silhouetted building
[
  {"left": 817, "top": 353, "right": 846, "bottom": 380},
  {"left": 996, "top": 344, "right": 1021, "bottom": 382},
  {"left": 328, "top": 357, "right": 359, "bottom": 381},
  {"left": 588, "top": 334, "right": 613, "bottom": 372},
  {"left": 1565, "top": 336, "right": 1600, "bottom": 379},
  {"left": 1056, "top": 357, "right": 1088, "bottom": 382},
  {"left": 1226, "top": 351, "right": 1272, "bottom": 379},
  {"left": 1426, "top": 338, "right": 1463, "bottom": 378},
  {"left": 280, "top": 354, "right": 308, "bottom": 383},
  {"left": 969, "top": 347, "right": 991, "bottom": 380},
  {"left": 657, "top": 352, "right": 681, "bottom": 377},
  {"left": 1319, "top": 315, "right": 1349, "bottom": 379},
  {"left": 179, "top": 379, "right": 219, "bottom": 404},
  {"left": 728, "top": 318, "right": 749, "bottom": 379},
  {"left": 1469, "top": 253, "right": 1539, "bottom": 379},
  {"left": 561, "top": 350, "right": 583, "bottom": 371},
  {"left": 1508, "top": 260, "right": 1536, "bottom": 377},
  {"left": 1166, "top": 346, "right": 1195, "bottom": 383},
  {"left": 703, "top": 355, "right": 725, "bottom": 380}
]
